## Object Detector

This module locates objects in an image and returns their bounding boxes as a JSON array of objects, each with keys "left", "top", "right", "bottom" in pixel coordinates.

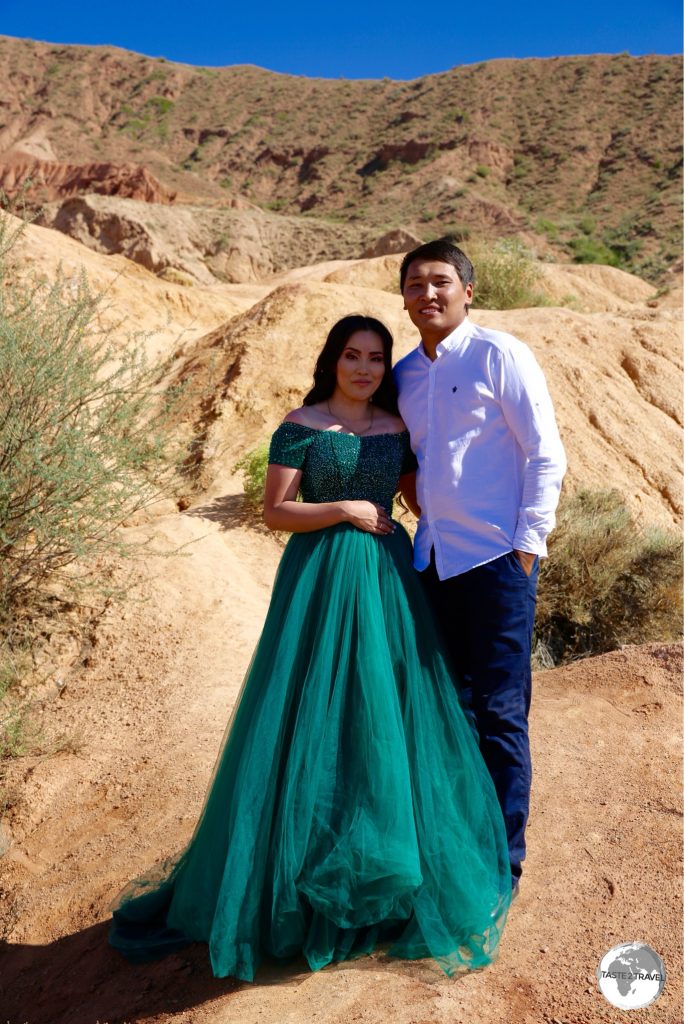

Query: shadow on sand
[
  {"left": 184, "top": 495, "right": 266, "bottom": 533},
  {"left": 0, "top": 921, "right": 443, "bottom": 1023},
  {"left": 0, "top": 921, "right": 314, "bottom": 1024}
]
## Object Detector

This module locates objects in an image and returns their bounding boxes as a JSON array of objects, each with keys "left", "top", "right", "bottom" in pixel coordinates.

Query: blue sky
[{"left": 1, "top": 0, "right": 681, "bottom": 79}]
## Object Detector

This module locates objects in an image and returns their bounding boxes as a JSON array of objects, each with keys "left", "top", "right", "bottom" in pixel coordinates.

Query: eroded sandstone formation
[{"left": 0, "top": 154, "right": 177, "bottom": 204}]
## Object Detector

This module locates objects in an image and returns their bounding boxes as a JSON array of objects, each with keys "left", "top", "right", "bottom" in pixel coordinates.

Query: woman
[{"left": 110, "top": 315, "right": 511, "bottom": 981}]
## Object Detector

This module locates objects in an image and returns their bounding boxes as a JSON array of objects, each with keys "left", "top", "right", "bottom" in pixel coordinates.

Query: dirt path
[{"left": 0, "top": 499, "right": 681, "bottom": 1024}]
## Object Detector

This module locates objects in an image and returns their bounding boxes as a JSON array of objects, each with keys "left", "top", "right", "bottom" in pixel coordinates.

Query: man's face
[{"left": 402, "top": 259, "right": 473, "bottom": 343}]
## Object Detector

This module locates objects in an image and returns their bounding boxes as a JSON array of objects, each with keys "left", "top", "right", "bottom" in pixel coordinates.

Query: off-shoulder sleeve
[
  {"left": 268, "top": 422, "right": 315, "bottom": 469},
  {"left": 400, "top": 433, "right": 418, "bottom": 475}
]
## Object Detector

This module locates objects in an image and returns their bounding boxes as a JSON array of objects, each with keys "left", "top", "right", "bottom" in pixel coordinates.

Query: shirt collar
[{"left": 418, "top": 316, "right": 471, "bottom": 362}]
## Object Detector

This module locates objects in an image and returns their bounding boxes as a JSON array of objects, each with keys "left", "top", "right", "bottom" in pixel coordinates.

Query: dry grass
[
  {"left": 468, "top": 238, "right": 548, "bottom": 309},
  {"left": 534, "top": 489, "right": 682, "bottom": 666}
]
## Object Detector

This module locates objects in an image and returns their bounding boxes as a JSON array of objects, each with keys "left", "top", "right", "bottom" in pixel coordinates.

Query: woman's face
[{"left": 334, "top": 330, "right": 386, "bottom": 402}]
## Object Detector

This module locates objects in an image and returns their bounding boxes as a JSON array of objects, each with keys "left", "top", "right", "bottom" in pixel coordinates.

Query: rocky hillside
[
  {"left": 6, "top": 211, "right": 681, "bottom": 529},
  {"left": 0, "top": 36, "right": 681, "bottom": 281}
]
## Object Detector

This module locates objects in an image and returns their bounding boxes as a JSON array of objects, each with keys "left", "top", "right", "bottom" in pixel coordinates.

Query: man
[{"left": 394, "top": 237, "right": 567, "bottom": 896}]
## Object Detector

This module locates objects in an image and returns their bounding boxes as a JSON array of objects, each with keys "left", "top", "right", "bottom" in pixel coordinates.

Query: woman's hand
[
  {"left": 341, "top": 500, "right": 395, "bottom": 535},
  {"left": 264, "top": 465, "right": 395, "bottom": 535}
]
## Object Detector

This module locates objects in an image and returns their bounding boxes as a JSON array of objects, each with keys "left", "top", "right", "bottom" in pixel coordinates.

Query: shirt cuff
[{"left": 512, "top": 528, "right": 549, "bottom": 557}]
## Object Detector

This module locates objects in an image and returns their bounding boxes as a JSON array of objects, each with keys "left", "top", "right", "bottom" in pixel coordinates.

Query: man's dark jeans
[{"left": 420, "top": 549, "right": 539, "bottom": 883}]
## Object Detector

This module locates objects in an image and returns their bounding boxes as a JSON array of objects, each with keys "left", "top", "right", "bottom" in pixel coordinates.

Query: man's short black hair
[{"left": 400, "top": 238, "right": 475, "bottom": 294}]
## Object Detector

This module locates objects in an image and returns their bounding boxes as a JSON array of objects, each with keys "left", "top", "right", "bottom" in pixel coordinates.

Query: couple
[{"left": 110, "top": 238, "right": 567, "bottom": 981}]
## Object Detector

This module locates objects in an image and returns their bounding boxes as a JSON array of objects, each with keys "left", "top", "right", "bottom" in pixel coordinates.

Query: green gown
[{"left": 109, "top": 423, "right": 511, "bottom": 981}]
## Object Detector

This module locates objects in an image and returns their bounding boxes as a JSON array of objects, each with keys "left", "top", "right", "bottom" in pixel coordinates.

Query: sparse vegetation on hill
[
  {"left": 0, "top": 209, "right": 181, "bottom": 756},
  {"left": 0, "top": 37, "right": 680, "bottom": 281}
]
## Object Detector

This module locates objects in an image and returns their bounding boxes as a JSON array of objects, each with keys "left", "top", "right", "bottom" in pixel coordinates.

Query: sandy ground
[{"left": 0, "top": 497, "right": 681, "bottom": 1024}]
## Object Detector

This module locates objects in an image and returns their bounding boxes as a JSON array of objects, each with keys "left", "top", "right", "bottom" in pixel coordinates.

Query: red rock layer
[{"left": 0, "top": 154, "right": 176, "bottom": 204}]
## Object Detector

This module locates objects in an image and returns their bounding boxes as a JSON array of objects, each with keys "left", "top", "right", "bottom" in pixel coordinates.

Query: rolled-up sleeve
[{"left": 498, "top": 344, "right": 567, "bottom": 556}]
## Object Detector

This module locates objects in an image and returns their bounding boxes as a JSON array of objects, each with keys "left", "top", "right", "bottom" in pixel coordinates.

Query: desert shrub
[
  {"left": 536, "top": 218, "right": 559, "bottom": 239},
  {"left": 469, "top": 238, "right": 545, "bottom": 310},
  {"left": 534, "top": 489, "right": 682, "bottom": 666},
  {"left": 512, "top": 155, "right": 530, "bottom": 178},
  {"left": 235, "top": 444, "right": 270, "bottom": 509},
  {"left": 0, "top": 208, "right": 181, "bottom": 626},
  {"left": 145, "top": 95, "right": 174, "bottom": 115},
  {"left": 0, "top": 640, "right": 42, "bottom": 760},
  {"left": 157, "top": 266, "right": 194, "bottom": 286},
  {"left": 442, "top": 224, "right": 471, "bottom": 243},
  {"left": 568, "top": 236, "right": 621, "bottom": 267},
  {"left": 603, "top": 220, "right": 645, "bottom": 266}
]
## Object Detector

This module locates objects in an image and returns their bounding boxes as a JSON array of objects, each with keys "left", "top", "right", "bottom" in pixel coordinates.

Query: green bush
[
  {"left": 512, "top": 155, "right": 530, "bottom": 178},
  {"left": 568, "top": 235, "right": 621, "bottom": 267},
  {"left": 535, "top": 489, "right": 682, "bottom": 665},
  {"left": 235, "top": 444, "right": 270, "bottom": 509},
  {"left": 0, "top": 207, "right": 181, "bottom": 624},
  {"left": 469, "top": 238, "right": 544, "bottom": 310},
  {"left": 145, "top": 95, "right": 174, "bottom": 116},
  {"left": 536, "top": 217, "right": 559, "bottom": 240}
]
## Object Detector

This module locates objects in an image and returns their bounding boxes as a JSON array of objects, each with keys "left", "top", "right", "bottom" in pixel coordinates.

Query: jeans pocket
[{"left": 508, "top": 550, "right": 532, "bottom": 580}]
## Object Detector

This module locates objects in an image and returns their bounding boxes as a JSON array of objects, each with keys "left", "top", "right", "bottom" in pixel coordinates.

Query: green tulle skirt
[{"left": 110, "top": 523, "right": 511, "bottom": 981}]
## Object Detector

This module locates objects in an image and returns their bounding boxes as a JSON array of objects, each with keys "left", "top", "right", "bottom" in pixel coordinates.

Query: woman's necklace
[{"left": 326, "top": 399, "right": 374, "bottom": 436}]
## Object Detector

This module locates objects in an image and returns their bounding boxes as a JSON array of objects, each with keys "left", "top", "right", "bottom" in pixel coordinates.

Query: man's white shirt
[{"left": 395, "top": 317, "right": 567, "bottom": 580}]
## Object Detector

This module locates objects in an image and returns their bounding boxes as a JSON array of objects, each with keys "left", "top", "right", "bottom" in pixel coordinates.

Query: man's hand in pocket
[{"left": 513, "top": 549, "right": 536, "bottom": 577}]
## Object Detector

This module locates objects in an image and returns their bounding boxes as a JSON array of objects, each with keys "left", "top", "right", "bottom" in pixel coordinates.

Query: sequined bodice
[{"left": 268, "top": 423, "right": 416, "bottom": 513}]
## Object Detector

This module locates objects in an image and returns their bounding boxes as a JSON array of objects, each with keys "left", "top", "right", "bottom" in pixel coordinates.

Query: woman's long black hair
[{"left": 303, "top": 315, "right": 399, "bottom": 414}]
